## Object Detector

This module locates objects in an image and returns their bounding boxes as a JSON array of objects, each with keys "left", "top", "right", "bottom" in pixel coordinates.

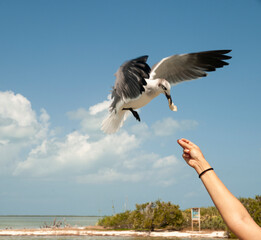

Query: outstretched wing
[
  {"left": 110, "top": 55, "right": 151, "bottom": 112},
  {"left": 149, "top": 50, "right": 232, "bottom": 84}
]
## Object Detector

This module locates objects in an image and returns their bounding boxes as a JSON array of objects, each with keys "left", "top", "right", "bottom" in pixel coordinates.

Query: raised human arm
[{"left": 177, "top": 138, "right": 261, "bottom": 240}]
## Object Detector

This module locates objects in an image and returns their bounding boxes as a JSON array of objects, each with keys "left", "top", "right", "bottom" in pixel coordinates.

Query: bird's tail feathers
[{"left": 101, "top": 110, "right": 129, "bottom": 134}]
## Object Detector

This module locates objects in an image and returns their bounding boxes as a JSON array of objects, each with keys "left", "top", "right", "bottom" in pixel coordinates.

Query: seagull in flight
[{"left": 101, "top": 50, "right": 232, "bottom": 134}]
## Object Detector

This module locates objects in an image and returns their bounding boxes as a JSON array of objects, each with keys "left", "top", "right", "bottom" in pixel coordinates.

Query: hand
[
  {"left": 177, "top": 139, "right": 261, "bottom": 239},
  {"left": 177, "top": 138, "right": 211, "bottom": 173}
]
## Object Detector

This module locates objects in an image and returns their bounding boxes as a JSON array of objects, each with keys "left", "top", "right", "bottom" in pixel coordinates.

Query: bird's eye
[
  {"left": 158, "top": 83, "right": 167, "bottom": 91},
  {"left": 162, "top": 85, "right": 167, "bottom": 91}
]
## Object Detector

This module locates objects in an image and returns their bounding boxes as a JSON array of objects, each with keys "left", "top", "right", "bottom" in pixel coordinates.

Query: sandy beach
[{"left": 0, "top": 227, "right": 227, "bottom": 238}]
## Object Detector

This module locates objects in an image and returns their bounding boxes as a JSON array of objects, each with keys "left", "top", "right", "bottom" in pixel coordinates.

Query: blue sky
[{"left": 0, "top": 0, "right": 260, "bottom": 215}]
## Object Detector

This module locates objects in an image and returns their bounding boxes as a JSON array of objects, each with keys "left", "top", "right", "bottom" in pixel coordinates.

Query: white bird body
[
  {"left": 101, "top": 50, "right": 231, "bottom": 134},
  {"left": 122, "top": 79, "right": 162, "bottom": 110},
  {"left": 102, "top": 80, "right": 163, "bottom": 134}
]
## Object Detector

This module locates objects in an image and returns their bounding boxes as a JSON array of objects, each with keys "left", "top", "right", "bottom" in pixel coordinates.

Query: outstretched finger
[{"left": 177, "top": 138, "right": 192, "bottom": 149}]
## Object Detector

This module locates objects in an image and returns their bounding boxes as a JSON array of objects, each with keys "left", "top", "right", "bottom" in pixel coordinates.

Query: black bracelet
[{"left": 199, "top": 168, "right": 214, "bottom": 178}]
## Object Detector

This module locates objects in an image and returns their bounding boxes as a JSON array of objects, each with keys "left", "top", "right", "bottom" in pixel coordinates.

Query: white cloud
[
  {"left": 0, "top": 91, "right": 37, "bottom": 127},
  {"left": 0, "top": 91, "right": 49, "bottom": 143},
  {"left": 14, "top": 131, "right": 140, "bottom": 177},
  {"left": 13, "top": 123, "right": 183, "bottom": 186},
  {"left": 0, "top": 91, "right": 197, "bottom": 186},
  {"left": 67, "top": 95, "right": 111, "bottom": 133},
  {"left": 67, "top": 107, "right": 105, "bottom": 133},
  {"left": 152, "top": 118, "right": 198, "bottom": 136},
  {"left": 74, "top": 151, "right": 182, "bottom": 186},
  {"left": 153, "top": 155, "right": 179, "bottom": 168},
  {"left": 0, "top": 91, "right": 50, "bottom": 174},
  {"left": 89, "top": 95, "right": 111, "bottom": 115}
]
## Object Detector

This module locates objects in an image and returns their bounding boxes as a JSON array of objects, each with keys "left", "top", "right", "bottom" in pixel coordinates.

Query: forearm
[
  {"left": 200, "top": 169, "right": 261, "bottom": 239},
  {"left": 177, "top": 138, "right": 261, "bottom": 239},
  {"left": 201, "top": 170, "right": 244, "bottom": 222},
  {"left": 192, "top": 155, "right": 251, "bottom": 226}
]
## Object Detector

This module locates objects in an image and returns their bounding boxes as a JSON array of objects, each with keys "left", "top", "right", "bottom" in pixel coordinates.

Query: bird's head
[
  {"left": 158, "top": 79, "right": 171, "bottom": 94},
  {"left": 158, "top": 79, "right": 172, "bottom": 100},
  {"left": 157, "top": 79, "right": 177, "bottom": 112}
]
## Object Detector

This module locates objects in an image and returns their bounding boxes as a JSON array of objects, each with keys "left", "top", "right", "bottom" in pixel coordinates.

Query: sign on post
[{"left": 191, "top": 208, "right": 200, "bottom": 231}]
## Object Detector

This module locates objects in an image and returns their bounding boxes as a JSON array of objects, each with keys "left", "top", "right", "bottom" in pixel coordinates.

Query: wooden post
[{"left": 191, "top": 208, "right": 200, "bottom": 231}]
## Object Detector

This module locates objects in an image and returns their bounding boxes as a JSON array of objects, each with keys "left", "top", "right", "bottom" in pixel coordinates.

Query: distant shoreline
[
  {"left": 0, "top": 226, "right": 227, "bottom": 238},
  {"left": 0, "top": 215, "right": 100, "bottom": 217}
]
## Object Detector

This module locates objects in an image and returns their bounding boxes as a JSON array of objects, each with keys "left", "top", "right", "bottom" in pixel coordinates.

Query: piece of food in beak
[{"left": 165, "top": 93, "right": 178, "bottom": 112}]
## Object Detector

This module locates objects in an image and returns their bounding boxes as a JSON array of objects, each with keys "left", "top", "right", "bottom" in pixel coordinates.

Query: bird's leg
[
  {"left": 165, "top": 93, "right": 177, "bottom": 111},
  {"left": 122, "top": 108, "right": 141, "bottom": 121}
]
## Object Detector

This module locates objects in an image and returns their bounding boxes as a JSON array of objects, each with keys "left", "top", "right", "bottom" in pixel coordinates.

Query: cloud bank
[
  {"left": 0, "top": 91, "right": 49, "bottom": 144},
  {"left": 0, "top": 90, "right": 198, "bottom": 185}
]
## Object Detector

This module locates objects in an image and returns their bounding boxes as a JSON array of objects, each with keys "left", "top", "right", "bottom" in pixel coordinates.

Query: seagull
[{"left": 101, "top": 50, "right": 232, "bottom": 134}]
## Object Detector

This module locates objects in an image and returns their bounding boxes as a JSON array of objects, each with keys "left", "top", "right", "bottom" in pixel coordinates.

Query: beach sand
[{"left": 0, "top": 226, "right": 227, "bottom": 238}]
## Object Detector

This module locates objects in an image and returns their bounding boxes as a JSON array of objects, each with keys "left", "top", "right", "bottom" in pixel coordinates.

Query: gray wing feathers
[
  {"left": 150, "top": 50, "right": 232, "bottom": 84},
  {"left": 110, "top": 56, "right": 151, "bottom": 112}
]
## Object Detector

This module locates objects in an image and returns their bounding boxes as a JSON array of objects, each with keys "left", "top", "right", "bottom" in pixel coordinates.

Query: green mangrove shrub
[{"left": 98, "top": 200, "right": 184, "bottom": 231}]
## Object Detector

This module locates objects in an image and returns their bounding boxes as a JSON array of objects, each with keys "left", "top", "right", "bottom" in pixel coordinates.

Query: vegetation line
[{"left": 98, "top": 196, "right": 260, "bottom": 238}]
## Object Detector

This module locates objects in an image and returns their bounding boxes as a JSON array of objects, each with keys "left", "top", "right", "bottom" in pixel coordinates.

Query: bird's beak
[
  {"left": 165, "top": 92, "right": 172, "bottom": 104},
  {"left": 165, "top": 92, "right": 177, "bottom": 112}
]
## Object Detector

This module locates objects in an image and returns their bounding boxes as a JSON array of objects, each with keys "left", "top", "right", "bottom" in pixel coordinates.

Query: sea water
[
  {"left": 0, "top": 237, "right": 227, "bottom": 240},
  {"left": 0, "top": 237, "right": 141, "bottom": 240},
  {"left": 0, "top": 215, "right": 100, "bottom": 229},
  {"left": 0, "top": 216, "right": 227, "bottom": 240}
]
